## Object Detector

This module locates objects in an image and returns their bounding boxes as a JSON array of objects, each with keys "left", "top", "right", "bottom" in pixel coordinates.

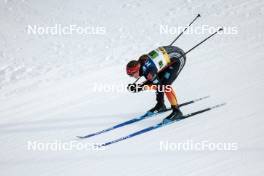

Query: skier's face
[{"left": 131, "top": 71, "right": 140, "bottom": 79}]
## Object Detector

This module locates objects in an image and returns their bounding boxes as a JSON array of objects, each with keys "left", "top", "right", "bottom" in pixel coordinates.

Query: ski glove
[{"left": 127, "top": 83, "right": 144, "bottom": 93}]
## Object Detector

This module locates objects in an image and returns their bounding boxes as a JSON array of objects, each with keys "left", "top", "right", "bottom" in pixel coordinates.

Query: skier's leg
[
  {"left": 163, "top": 86, "right": 183, "bottom": 121},
  {"left": 148, "top": 90, "right": 166, "bottom": 112},
  {"left": 145, "top": 55, "right": 185, "bottom": 113},
  {"left": 156, "top": 91, "right": 165, "bottom": 105},
  {"left": 164, "top": 85, "right": 178, "bottom": 107},
  {"left": 160, "top": 62, "right": 184, "bottom": 121},
  {"left": 143, "top": 84, "right": 166, "bottom": 113}
]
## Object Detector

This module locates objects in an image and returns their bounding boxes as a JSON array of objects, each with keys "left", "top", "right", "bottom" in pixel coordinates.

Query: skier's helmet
[{"left": 126, "top": 60, "right": 140, "bottom": 76}]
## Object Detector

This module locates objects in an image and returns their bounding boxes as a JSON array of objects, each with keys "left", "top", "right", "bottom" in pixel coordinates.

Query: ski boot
[
  {"left": 163, "top": 106, "right": 183, "bottom": 123},
  {"left": 147, "top": 102, "right": 167, "bottom": 115}
]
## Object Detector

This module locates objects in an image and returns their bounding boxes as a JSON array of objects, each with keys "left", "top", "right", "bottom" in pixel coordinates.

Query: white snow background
[{"left": 0, "top": 0, "right": 264, "bottom": 175}]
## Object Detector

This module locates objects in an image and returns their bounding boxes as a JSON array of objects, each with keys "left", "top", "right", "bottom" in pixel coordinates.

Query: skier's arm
[
  {"left": 137, "top": 71, "right": 162, "bottom": 91},
  {"left": 127, "top": 67, "right": 160, "bottom": 93},
  {"left": 141, "top": 70, "right": 161, "bottom": 86}
]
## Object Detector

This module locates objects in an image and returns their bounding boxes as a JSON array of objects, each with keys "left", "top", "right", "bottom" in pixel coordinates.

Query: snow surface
[{"left": 1, "top": 0, "right": 264, "bottom": 175}]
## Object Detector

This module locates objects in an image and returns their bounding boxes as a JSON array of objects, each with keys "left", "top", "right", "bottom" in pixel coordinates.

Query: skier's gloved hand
[{"left": 127, "top": 83, "right": 144, "bottom": 93}]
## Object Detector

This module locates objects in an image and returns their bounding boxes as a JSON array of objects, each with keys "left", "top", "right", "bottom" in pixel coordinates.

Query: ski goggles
[{"left": 126, "top": 64, "right": 140, "bottom": 76}]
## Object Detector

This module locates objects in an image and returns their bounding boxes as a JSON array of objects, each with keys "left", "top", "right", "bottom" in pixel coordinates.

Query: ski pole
[
  {"left": 185, "top": 27, "right": 223, "bottom": 55},
  {"left": 133, "top": 77, "right": 141, "bottom": 84},
  {"left": 169, "top": 14, "right": 201, "bottom": 46},
  {"left": 158, "top": 28, "right": 223, "bottom": 73}
]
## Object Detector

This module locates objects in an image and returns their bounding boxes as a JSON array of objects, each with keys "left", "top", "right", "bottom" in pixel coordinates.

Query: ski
[
  {"left": 99, "top": 103, "right": 225, "bottom": 147},
  {"left": 77, "top": 96, "right": 209, "bottom": 139}
]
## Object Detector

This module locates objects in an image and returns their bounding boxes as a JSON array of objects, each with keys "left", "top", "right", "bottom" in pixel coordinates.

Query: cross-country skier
[{"left": 126, "top": 45, "right": 186, "bottom": 122}]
